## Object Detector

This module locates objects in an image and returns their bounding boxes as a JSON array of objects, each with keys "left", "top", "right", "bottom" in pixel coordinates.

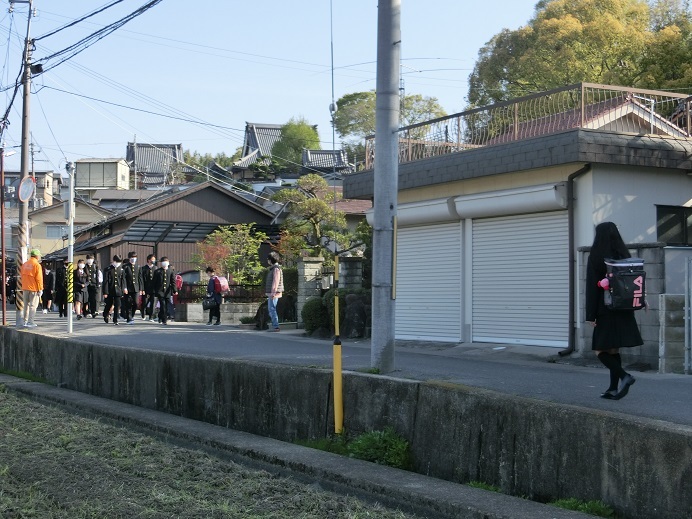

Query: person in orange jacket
[{"left": 20, "top": 248, "right": 44, "bottom": 328}]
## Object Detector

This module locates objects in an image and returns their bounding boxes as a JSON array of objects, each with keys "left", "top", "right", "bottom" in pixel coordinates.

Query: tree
[
  {"left": 193, "top": 224, "right": 268, "bottom": 284},
  {"left": 333, "top": 91, "right": 447, "bottom": 140},
  {"left": 467, "top": 0, "right": 654, "bottom": 106},
  {"left": 271, "top": 117, "right": 320, "bottom": 175},
  {"left": 271, "top": 174, "right": 363, "bottom": 259}
]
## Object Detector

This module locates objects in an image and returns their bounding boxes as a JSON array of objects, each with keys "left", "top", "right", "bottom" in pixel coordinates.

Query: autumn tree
[
  {"left": 193, "top": 223, "right": 267, "bottom": 284},
  {"left": 466, "top": 0, "right": 681, "bottom": 106},
  {"left": 271, "top": 174, "right": 363, "bottom": 259}
]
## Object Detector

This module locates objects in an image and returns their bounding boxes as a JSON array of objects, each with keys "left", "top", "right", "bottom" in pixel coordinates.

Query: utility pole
[
  {"left": 14, "top": 0, "right": 35, "bottom": 326},
  {"left": 371, "top": 0, "right": 400, "bottom": 372},
  {"left": 66, "top": 162, "right": 75, "bottom": 334}
]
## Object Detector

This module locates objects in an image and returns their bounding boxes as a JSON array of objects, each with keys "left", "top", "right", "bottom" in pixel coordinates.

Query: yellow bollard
[
  {"left": 66, "top": 263, "right": 74, "bottom": 305},
  {"left": 333, "top": 255, "right": 343, "bottom": 435}
]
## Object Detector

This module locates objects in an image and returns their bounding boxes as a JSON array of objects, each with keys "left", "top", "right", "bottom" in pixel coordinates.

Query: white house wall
[{"left": 589, "top": 164, "right": 692, "bottom": 245}]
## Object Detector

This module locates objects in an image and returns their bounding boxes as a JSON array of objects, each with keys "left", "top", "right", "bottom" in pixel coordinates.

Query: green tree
[
  {"left": 333, "top": 91, "right": 447, "bottom": 140},
  {"left": 271, "top": 117, "right": 321, "bottom": 175},
  {"left": 468, "top": 0, "right": 653, "bottom": 106},
  {"left": 271, "top": 174, "right": 363, "bottom": 258},
  {"left": 193, "top": 223, "right": 267, "bottom": 284}
]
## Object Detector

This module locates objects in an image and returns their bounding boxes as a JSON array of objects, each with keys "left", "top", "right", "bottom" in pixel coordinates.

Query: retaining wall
[{"left": 1, "top": 327, "right": 690, "bottom": 519}]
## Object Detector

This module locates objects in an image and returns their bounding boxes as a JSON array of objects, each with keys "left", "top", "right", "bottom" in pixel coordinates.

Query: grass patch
[
  {"left": 467, "top": 480, "right": 501, "bottom": 492},
  {"left": 297, "top": 427, "right": 412, "bottom": 471},
  {"left": 0, "top": 390, "right": 420, "bottom": 519},
  {"left": 0, "top": 368, "right": 48, "bottom": 384},
  {"left": 358, "top": 367, "right": 381, "bottom": 374},
  {"left": 549, "top": 498, "right": 615, "bottom": 517}
]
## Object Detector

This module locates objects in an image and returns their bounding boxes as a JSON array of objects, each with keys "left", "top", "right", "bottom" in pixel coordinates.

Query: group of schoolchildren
[
  {"left": 39, "top": 251, "right": 181, "bottom": 326},
  {"left": 102, "top": 252, "right": 180, "bottom": 325}
]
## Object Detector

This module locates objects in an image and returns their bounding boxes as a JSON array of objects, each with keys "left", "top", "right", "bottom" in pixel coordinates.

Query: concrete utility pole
[
  {"left": 14, "top": 0, "right": 35, "bottom": 326},
  {"left": 371, "top": 0, "right": 400, "bottom": 373},
  {"left": 66, "top": 162, "right": 75, "bottom": 334}
]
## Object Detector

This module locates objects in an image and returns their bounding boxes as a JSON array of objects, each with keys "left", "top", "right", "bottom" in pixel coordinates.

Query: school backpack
[
  {"left": 213, "top": 276, "right": 230, "bottom": 295},
  {"left": 601, "top": 258, "right": 646, "bottom": 311}
]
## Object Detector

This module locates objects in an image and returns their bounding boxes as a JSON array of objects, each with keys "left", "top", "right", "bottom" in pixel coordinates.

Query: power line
[
  {"left": 34, "top": 0, "right": 126, "bottom": 41},
  {"left": 34, "top": 0, "right": 164, "bottom": 74}
]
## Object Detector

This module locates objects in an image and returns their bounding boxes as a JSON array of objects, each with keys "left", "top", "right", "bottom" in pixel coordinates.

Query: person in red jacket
[{"left": 20, "top": 248, "right": 44, "bottom": 328}]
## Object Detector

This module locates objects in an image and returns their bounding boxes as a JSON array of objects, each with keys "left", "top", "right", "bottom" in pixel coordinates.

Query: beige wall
[{"left": 29, "top": 202, "right": 109, "bottom": 256}]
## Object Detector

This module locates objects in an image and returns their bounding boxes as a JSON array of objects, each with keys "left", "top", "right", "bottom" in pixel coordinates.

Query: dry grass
[{"left": 0, "top": 386, "right": 420, "bottom": 519}]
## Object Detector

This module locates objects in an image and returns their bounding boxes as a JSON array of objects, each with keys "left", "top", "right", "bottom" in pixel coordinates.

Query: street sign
[{"left": 17, "top": 177, "right": 35, "bottom": 202}]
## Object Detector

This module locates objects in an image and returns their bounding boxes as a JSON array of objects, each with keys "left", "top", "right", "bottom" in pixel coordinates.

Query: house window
[
  {"left": 657, "top": 205, "right": 692, "bottom": 246},
  {"left": 46, "top": 224, "right": 65, "bottom": 239}
]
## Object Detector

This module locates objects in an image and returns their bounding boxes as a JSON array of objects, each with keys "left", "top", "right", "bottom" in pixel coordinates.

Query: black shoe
[
  {"left": 77, "top": 314, "right": 83, "bottom": 320},
  {"left": 214, "top": 321, "right": 220, "bottom": 325},
  {"left": 103, "top": 314, "right": 109, "bottom": 324},
  {"left": 600, "top": 389, "right": 618, "bottom": 399},
  {"left": 114, "top": 322, "right": 119, "bottom": 326},
  {"left": 206, "top": 321, "right": 212, "bottom": 326},
  {"left": 614, "top": 375, "right": 636, "bottom": 400}
]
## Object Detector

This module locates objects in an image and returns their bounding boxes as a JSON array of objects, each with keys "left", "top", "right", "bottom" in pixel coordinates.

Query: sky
[{"left": 0, "top": 0, "right": 540, "bottom": 174}]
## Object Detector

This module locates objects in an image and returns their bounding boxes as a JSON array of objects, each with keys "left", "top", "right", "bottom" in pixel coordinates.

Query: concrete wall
[
  {"left": 176, "top": 302, "right": 259, "bottom": 324},
  {"left": 659, "top": 295, "right": 686, "bottom": 373},
  {"left": 1, "top": 328, "right": 690, "bottom": 519}
]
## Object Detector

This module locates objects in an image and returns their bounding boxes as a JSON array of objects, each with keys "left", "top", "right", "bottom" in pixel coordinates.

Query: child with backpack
[
  {"left": 205, "top": 267, "right": 222, "bottom": 325},
  {"left": 585, "top": 222, "right": 643, "bottom": 400}
]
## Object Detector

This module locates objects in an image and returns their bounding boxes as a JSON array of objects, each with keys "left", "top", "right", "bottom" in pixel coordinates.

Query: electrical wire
[
  {"left": 34, "top": 1, "right": 126, "bottom": 41},
  {"left": 34, "top": 0, "right": 164, "bottom": 75}
]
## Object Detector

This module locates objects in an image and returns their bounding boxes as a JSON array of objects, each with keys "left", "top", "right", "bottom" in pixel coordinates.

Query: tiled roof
[
  {"left": 232, "top": 123, "right": 283, "bottom": 169},
  {"left": 302, "top": 149, "right": 352, "bottom": 173},
  {"left": 126, "top": 142, "right": 197, "bottom": 185}
]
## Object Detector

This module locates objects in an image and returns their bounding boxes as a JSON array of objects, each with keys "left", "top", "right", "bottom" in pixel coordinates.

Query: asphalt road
[{"left": 9, "top": 310, "right": 692, "bottom": 428}]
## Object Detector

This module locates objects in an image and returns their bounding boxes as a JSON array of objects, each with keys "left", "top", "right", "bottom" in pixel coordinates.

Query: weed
[
  {"left": 468, "top": 480, "right": 500, "bottom": 492},
  {"left": 360, "top": 367, "right": 381, "bottom": 374},
  {"left": 550, "top": 497, "right": 615, "bottom": 517},
  {"left": 347, "top": 427, "right": 413, "bottom": 470},
  {"left": 295, "top": 434, "right": 350, "bottom": 456},
  {"left": 0, "top": 368, "right": 48, "bottom": 384}
]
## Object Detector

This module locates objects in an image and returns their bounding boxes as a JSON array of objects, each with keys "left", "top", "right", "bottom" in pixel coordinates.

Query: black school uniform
[{"left": 102, "top": 264, "right": 125, "bottom": 324}]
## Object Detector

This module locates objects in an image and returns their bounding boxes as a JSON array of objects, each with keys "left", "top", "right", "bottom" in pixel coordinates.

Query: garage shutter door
[
  {"left": 396, "top": 222, "right": 462, "bottom": 341},
  {"left": 472, "top": 212, "right": 568, "bottom": 347}
]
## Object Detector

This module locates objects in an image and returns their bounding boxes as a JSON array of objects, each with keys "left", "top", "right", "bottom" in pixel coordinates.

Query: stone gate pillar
[
  {"left": 340, "top": 256, "right": 363, "bottom": 290},
  {"left": 297, "top": 256, "right": 324, "bottom": 328}
]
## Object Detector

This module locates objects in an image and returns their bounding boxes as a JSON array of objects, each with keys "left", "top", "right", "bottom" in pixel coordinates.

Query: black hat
[
  {"left": 113, "top": 254, "right": 122, "bottom": 262},
  {"left": 128, "top": 251, "right": 137, "bottom": 258}
]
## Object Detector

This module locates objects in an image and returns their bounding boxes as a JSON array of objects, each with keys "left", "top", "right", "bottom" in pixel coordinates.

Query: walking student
[
  {"left": 122, "top": 251, "right": 141, "bottom": 324},
  {"left": 41, "top": 264, "right": 55, "bottom": 313},
  {"left": 102, "top": 255, "right": 125, "bottom": 325},
  {"left": 264, "top": 251, "right": 283, "bottom": 332},
  {"left": 139, "top": 254, "right": 157, "bottom": 321},
  {"left": 205, "top": 266, "right": 221, "bottom": 325},
  {"left": 152, "top": 256, "right": 177, "bottom": 325},
  {"left": 20, "top": 248, "right": 43, "bottom": 328},
  {"left": 55, "top": 259, "right": 68, "bottom": 317},
  {"left": 585, "top": 222, "right": 642, "bottom": 400},
  {"left": 73, "top": 259, "right": 89, "bottom": 320},
  {"left": 84, "top": 254, "right": 100, "bottom": 318}
]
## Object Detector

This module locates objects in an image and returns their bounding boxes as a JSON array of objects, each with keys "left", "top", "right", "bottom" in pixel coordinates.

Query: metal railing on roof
[{"left": 362, "top": 83, "right": 692, "bottom": 170}]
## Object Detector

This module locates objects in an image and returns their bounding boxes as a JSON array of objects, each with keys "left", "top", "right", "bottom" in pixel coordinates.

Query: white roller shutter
[
  {"left": 472, "top": 212, "right": 568, "bottom": 347},
  {"left": 396, "top": 222, "right": 462, "bottom": 342}
]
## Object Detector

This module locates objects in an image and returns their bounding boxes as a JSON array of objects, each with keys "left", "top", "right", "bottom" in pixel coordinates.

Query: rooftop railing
[{"left": 363, "top": 83, "right": 692, "bottom": 170}]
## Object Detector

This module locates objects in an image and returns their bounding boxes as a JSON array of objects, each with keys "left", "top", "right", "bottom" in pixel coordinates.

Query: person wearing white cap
[{"left": 20, "top": 249, "right": 44, "bottom": 327}]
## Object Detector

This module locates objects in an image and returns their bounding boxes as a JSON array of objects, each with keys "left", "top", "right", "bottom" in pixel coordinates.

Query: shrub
[
  {"left": 322, "top": 287, "right": 370, "bottom": 329},
  {"left": 549, "top": 498, "right": 615, "bottom": 518},
  {"left": 239, "top": 316, "right": 256, "bottom": 324},
  {"left": 301, "top": 297, "right": 330, "bottom": 333},
  {"left": 347, "top": 427, "right": 412, "bottom": 470}
]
